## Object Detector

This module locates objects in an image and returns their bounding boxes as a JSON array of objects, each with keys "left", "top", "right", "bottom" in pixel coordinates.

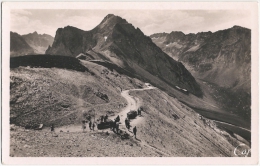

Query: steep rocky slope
[
  {"left": 10, "top": 32, "right": 34, "bottom": 57},
  {"left": 10, "top": 57, "right": 141, "bottom": 127},
  {"left": 46, "top": 14, "right": 202, "bottom": 97},
  {"left": 151, "top": 31, "right": 212, "bottom": 61},
  {"left": 150, "top": 26, "right": 251, "bottom": 92},
  {"left": 22, "top": 32, "right": 54, "bottom": 54},
  {"left": 10, "top": 56, "right": 249, "bottom": 157},
  {"left": 150, "top": 26, "right": 251, "bottom": 123}
]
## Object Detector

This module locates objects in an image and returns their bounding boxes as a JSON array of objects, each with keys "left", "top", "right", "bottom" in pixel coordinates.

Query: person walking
[
  {"left": 125, "top": 118, "right": 130, "bottom": 130},
  {"left": 116, "top": 122, "right": 119, "bottom": 134},
  {"left": 125, "top": 118, "right": 128, "bottom": 129},
  {"left": 82, "top": 121, "right": 86, "bottom": 132},
  {"left": 50, "top": 124, "right": 55, "bottom": 137},
  {"left": 113, "top": 121, "right": 117, "bottom": 132},
  {"left": 104, "top": 114, "right": 108, "bottom": 122},
  {"left": 133, "top": 126, "right": 137, "bottom": 139},
  {"left": 100, "top": 115, "right": 104, "bottom": 123},
  {"left": 51, "top": 124, "right": 54, "bottom": 132},
  {"left": 89, "top": 121, "right": 92, "bottom": 130},
  {"left": 110, "top": 120, "right": 114, "bottom": 131},
  {"left": 138, "top": 107, "right": 142, "bottom": 116},
  {"left": 92, "top": 122, "right": 96, "bottom": 131},
  {"left": 127, "top": 121, "right": 130, "bottom": 130},
  {"left": 115, "top": 115, "right": 120, "bottom": 123}
]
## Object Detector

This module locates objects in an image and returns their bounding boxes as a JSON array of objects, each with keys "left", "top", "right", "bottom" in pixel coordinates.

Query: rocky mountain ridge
[
  {"left": 150, "top": 26, "right": 251, "bottom": 124},
  {"left": 46, "top": 14, "right": 202, "bottom": 96},
  {"left": 10, "top": 31, "right": 54, "bottom": 56},
  {"left": 150, "top": 26, "right": 251, "bottom": 92}
]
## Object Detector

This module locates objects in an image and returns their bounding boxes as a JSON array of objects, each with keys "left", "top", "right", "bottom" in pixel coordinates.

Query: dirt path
[
  {"left": 112, "top": 86, "right": 156, "bottom": 129},
  {"left": 52, "top": 86, "right": 154, "bottom": 132},
  {"left": 41, "top": 85, "right": 173, "bottom": 156},
  {"left": 113, "top": 86, "right": 171, "bottom": 156},
  {"left": 212, "top": 120, "right": 251, "bottom": 132},
  {"left": 50, "top": 85, "right": 171, "bottom": 156}
]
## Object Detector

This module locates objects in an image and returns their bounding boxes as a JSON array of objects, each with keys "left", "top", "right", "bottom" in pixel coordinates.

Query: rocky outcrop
[
  {"left": 10, "top": 32, "right": 34, "bottom": 57},
  {"left": 22, "top": 32, "right": 54, "bottom": 54},
  {"left": 46, "top": 14, "right": 202, "bottom": 96},
  {"left": 150, "top": 31, "right": 212, "bottom": 60}
]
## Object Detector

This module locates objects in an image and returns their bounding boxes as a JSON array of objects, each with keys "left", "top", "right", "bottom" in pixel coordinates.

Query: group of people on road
[
  {"left": 51, "top": 110, "right": 139, "bottom": 139},
  {"left": 113, "top": 115, "right": 137, "bottom": 139}
]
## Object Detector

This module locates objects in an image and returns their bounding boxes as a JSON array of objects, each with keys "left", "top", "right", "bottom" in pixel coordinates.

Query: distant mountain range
[
  {"left": 22, "top": 31, "right": 54, "bottom": 54},
  {"left": 150, "top": 26, "right": 251, "bottom": 93},
  {"left": 10, "top": 32, "right": 34, "bottom": 57},
  {"left": 46, "top": 14, "right": 202, "bottom": 96},
  {"left": 10, "top": 31, "right": 54, "bottom": 57}
]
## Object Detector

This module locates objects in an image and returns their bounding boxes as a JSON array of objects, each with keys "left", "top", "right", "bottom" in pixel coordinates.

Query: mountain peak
[
  {"left": 32, "top": 31, "right": 38, "bottom": 35},
  {"left": 170, "top": 31, "right": 185, "bottom": 35},
  {"left": 96, "top": 14, "right": 128, "bottom": 30},
  {"left": 232, "top": 25, "right": 243, "bottom": 29},
  {"left": 104, "top": 14, "right": 124, "bottom": 20},
  {"left": 106, "top": 14, "right": 117, "bottom": 18},
  {"left": 64, "top": 25, "right": 81, "bottom": 30},
  {"left": 58, "top": 25, "right": 85, "bottom": 34}
]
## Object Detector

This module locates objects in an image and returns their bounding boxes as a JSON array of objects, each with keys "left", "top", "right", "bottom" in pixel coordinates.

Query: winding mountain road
[
  {"left": 111, "top": 86, "right": 156, "bottom": 128},
  {"left": 114, "top": 86, "right": 171, "bottom": 156}
]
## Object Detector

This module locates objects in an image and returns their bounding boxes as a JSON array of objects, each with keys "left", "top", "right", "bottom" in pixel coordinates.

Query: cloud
[
  {"left": 11, "top": 10, "right": 54, "bottom": 36},
  {"left": 12, "top": 9, "right": 32, "bottom": 16},
  {"left": 62, "top": 15, "right": 102, "bottom": 31},
  {"left": 10, "top": 9, "right": 252, "bottom": 37}
]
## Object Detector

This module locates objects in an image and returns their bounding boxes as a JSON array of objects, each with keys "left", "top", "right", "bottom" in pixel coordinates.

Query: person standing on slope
[
  {"left": 92, "top": 122, "right": 96, "bottom": 131},
  {"left": 104, "top": 114, "right": 108, "bottom": 122},
  {"left": 100, "top": 115, "right": 104, "bottom": 123},
  {"left": 82, "top": 121, "right": 86, "bottom": 133},
  {"left": 133, "top": 126, "right": 137, "bottom": 139},
  {"left": 115, "top": 115, "right": 120, "bottom": 123},
  {"left": 89, "top": 121, "right": 92, "bottom": 131},
  {"left": 125, "top": 118, "right": 129, "bottom": 130},
  {"left": 51, "top": 124, "right": 54, "bottom": 132},
  {"left": 116, "top": 122, "right": 120, "bottom": 134},
  {"left": 50, "top": 124, "right": 55, "bottom": 137},
  {"left": 137, "top": 108, "right": 140, "bottom": 116}
]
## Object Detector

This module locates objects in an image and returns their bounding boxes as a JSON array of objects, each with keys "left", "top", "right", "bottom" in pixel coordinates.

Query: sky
[{"left": 11, "top": 9, "right": 252, "bottom": 37}]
